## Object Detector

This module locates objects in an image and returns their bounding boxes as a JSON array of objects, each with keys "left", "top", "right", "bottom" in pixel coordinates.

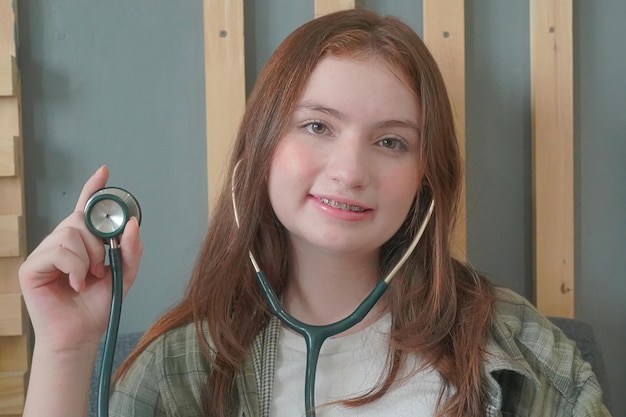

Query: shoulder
[
  {"left": 110, "top": 322, "right": 210, "bottom": 417},
  {"left": 491, "top": 286, "right": 549, "bottom": 330},
  {"left": 488, "top": 287, "right": 587, "bottom": 379},
  {"left": 484, "top": 288, "right": 609, "bottom": 416},
  {"left": 154, "top": 320, "right": 213, "bottom": 370}
]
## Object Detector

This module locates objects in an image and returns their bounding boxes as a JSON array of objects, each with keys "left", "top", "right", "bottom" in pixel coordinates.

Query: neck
[{"left": 283, "top": 241, "right": 386, "bottom": 333}]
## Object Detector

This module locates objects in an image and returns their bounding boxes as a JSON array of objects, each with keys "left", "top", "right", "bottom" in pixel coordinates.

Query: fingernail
[
  {"left": 129, "top": 217, "right": 140, "bottom": 231},
  {"left": 93, "top": 165, "right": 107, "bottom": 177}
]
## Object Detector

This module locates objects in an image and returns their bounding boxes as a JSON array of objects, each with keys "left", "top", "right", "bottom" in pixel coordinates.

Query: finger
[
  {"left": 43, "top": 214, "right": 107, "bottom": 278},
  {"left": 74, "top": 165, "right": 110, "bottom": 212},
  {"left": 20, "top": 245, "right": 90, "bottom": 293},
  {"left": 24, "top": 226, "right": 93, "bottom": 289},
  {"left": 118, "top": 217, "right": 143, "bottom": 297}
]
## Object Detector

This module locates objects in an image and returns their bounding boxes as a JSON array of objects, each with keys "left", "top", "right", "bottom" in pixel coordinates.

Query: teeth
[{"left": 319, "top": 197, "right": 365, "bottom": 212}]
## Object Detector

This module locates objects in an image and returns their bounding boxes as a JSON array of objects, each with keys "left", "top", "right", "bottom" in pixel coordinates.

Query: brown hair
[{"left": 116, "top": 8, "right": 494, "bottom": 417}]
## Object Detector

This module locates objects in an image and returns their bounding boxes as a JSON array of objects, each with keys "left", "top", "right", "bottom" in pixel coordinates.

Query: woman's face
[{"left": 268, "top": 56, "right": 422, "bottom": 259}]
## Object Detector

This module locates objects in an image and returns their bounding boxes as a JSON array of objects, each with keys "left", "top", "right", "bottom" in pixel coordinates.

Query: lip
[{"left": 309, "top": 194, "right": 372, "bottom": 221}]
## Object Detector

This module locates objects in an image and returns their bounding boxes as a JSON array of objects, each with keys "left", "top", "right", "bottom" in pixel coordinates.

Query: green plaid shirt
[{"left": 109, "top": 288, "right": 611, "bottom": 416}]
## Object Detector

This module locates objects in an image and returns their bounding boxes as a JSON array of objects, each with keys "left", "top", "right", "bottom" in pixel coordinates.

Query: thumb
[{"left": 118, "top": 217, "right": 143, "bottom": 297}]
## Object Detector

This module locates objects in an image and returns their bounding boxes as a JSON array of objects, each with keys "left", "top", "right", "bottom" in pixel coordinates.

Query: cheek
[
  {"left": 267, "top": 139, "right": 307, "bottom": 209},
  {"left": 268, "top": 137, "right": 320, "bottom": 191},
  {"left": 267, "top": 152, "right": 285, "bottom": 211},
  {"left": 380, "top": 168, "right": 421, "bottom": 216},
  {"left": 268, "top": 141, "right": 295, "bottom": 191}
]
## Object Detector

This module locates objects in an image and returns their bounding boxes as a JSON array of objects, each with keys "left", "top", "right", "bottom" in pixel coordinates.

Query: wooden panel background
[
  {"left": 423, "top": 0, "right": 467, "bottom": 262},
  {"left": 0, "top": 0, "right": 29, "bottom": 415},
  {"left": 203, "top": 0, "right": 246, "bottom": 210},
  {"left": 531, "top": 0, "right": 574, "bottom": 318},
  {"left": 314, "top": 0, "right": 355, "bottom": 18}
]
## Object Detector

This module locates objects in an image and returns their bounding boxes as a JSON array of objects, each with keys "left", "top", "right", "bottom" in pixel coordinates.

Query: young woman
[{"left": 19, "top": 8, "right": 609, "bottom": 417}]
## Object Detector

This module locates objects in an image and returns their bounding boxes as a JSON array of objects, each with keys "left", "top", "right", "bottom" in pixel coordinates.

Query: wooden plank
[
  {"left": 203, "top": 0, "right": 246, "bottom": 211},
  {"left": 423, "top": 0, "right": 467, "bottom": 261},
  {"left": 0, "top": 294, "right": 25, "bottom": 337},
  {"left": 314, "top": 0, "right": 355, "bottom": 18},
  {"left": 531, "top": 0, "right": 574, "bottom": 318},
  {"left": 0, "top": 3, "right": 27, "bottom": 415},
  {"left": 0, "top": 371, "right": 25, "bottom": 415},
  {"left": 0, "top": 136, "right": 17, "bottom": 176},
  {"left": 0, "top": 215, "right": 22, "bottom": 257},
  {"left": 0, "top": 258, "right": 21, "bottom": 293},
  {"left": 0, "top": 98, "right": 19, "bottom": 136},
  {"left": 0, "top": 336, "right": 29, "bottom": 371},
  {"left": 0, "top": 0, "right": 17, "bottom": 56},
  {"left": 0, "top": 178, "right": 23, "bottom": 215},
  {"left": 0, "top": 55, "right": 16, "bottom": 97},
  {"left": 0, "top": 136, "right": 23, "bottom": 214}
]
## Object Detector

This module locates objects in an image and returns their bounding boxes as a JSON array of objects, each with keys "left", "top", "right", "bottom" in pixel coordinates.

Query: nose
[{"left": 325, "top": 133, "right": 370, "bottom": 189}]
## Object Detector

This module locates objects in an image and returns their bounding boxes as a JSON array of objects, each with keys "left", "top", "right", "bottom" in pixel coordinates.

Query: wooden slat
[
  {"left": 0, "top": 178, "right": 22, "bottom": 215},
  {"left": 0, "top": 371, "right": 25, "bottom": 415},
  {"left": 314, "top": 0, "right": 355, "bottom": 18},
  {"left": 531, "top": 0, "right": 574, "bottom": 318},
  {"left": 0, "top": 136, "right": 17, "bottom": 176},
  {"left": 0, "top": 97, "right": 18, "bottom": 136},
  {"left": 0, "top": 294, "right": 25, "bottom": 337},
  {"left": 0, "top": 215, "right": 22, "bottom": 257},
  {"left": 0, "top": 3, "right": 27, "bottom": 415},
  {"left": 0, "top": 336, "right": 28, "bottom": 371},
  {"left": 0, "top": 0, "right": 16, "bottom": 56},
  {"left": 0, "top": 134, "right": 23, "bottom": 215},
  {"left": 0, "top": 55, "right": 16, "bottom": 97},
  {"left": 203, "top": 0, "right": 246, "bottom": 211},
  {"left": 0, "top": 258, "right": 21, "bottom": 293},
  {"left": 423, "top": 0, "right": 466, "bottom": 261}
]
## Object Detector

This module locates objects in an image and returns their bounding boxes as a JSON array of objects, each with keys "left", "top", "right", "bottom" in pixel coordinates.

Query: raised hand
[{"left": 19, "top": 165, "right": 143, "bottom": 352}]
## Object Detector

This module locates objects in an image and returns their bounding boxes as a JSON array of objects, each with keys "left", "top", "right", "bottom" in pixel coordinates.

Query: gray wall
[
  {"left": 574, "top": 1, "right": 626, "bottom": 413},
  {"left": 18, "top": 0, "right": 625, "bottom": 415},
  {"left": 18, "top": 0, "right": 208, "bottom": 334}
]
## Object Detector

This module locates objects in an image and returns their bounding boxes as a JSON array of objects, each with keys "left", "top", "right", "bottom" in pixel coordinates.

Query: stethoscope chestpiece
[{"left": 84, "top": 187, "right": 142, "bottom": 241}]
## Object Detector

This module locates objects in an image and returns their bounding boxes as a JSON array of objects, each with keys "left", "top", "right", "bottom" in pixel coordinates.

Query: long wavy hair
[{"left": 116, "top": 8, "right": 494, "bottom": 417}]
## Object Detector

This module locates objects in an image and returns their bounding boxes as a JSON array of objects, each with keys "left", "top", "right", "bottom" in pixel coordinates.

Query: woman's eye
[
  {"left": 303, "top": 122, "right": 328, "bottom": 135},
  {"left": 378, "top": 137, "right": 407, "bottom": 152}
]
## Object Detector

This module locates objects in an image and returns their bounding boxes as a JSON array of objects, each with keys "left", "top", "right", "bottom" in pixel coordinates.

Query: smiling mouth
[{"left": 318, "top": 197, "right": 366, "bottom": 212}]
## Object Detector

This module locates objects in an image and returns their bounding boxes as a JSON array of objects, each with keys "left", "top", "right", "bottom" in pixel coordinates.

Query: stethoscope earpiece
[{"left": 84, "top": 187, "right": 142, "bottom": 241}]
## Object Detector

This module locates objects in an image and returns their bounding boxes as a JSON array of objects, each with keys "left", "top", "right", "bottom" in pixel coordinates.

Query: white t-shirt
[{"left": 270, "top": 314, "right": 447, "bottom": 417}]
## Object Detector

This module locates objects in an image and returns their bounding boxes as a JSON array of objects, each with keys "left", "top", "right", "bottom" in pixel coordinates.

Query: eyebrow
[
  {"left": 295, "top": 103, "right": 344, "bottom": 120},
  {"left": 295, "top": 102, "right": 421, "bottom": 135},
  {"left": 374, "top": 119, "right": 421, "bottom": 135}
]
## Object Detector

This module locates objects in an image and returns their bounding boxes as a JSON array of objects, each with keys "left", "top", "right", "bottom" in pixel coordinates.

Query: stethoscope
[
  {"left": 83, "top": 187, "right": 142, "bottom": 417},
  {"left": 232, "top": 162, "right": 435, "bottom": 417}
]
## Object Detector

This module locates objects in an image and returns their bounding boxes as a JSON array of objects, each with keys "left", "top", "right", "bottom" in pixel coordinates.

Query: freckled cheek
[
  {"left": 270, "top": 139, "right": 298, "bottom": 175},
  {"left": 379, "top": 173, "right": 420, "bottom": 215},
  {"left": 272, "top": 138, "right": 321, "bottom": 182},
  {"left": 268, "top": 141, "right": 316, "bottom": 206}
]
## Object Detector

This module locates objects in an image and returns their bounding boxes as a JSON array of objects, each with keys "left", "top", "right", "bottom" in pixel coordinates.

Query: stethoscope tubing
[
  {"left": 255, "top": 271, "right": 389, "bottom": 416},
  {"left": 98, "top": 241, "right": 123, "bottom": 417}
]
